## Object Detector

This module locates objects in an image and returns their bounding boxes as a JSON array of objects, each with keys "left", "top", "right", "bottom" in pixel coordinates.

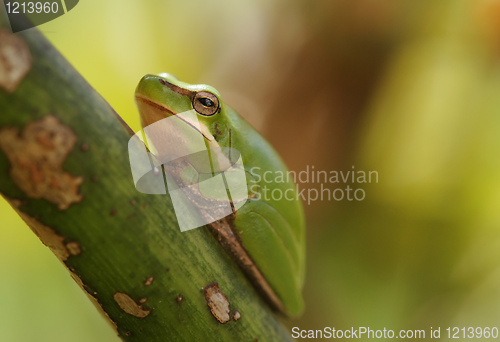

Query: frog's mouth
[
  {"left": 135, "top": 94, "right": 213, "bottom": 142},
  {"left": 135, "top": 94, "right": 176, "bottom": 116}
]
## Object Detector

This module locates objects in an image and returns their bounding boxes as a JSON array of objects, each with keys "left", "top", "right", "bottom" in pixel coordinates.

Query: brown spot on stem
[
  {"left": 144, "top": 276, "right": 154, "bottom": 286},
  {"left": 66, "top": 241, "right": 81, "bottom": 256},
  {"left": 80, "top": 142, "right": 89, "bottom": 152},
  {"left": 5, "top": 197, "right": 22, "bottom": 207},
  {"left": 113, "top": 292, "right": 151, "bottom": 318},
  {"left": 16, "top": 211, "right": 71, "bottom": 261},
  {"left": 0, "top": 116, "right": 83, "bottom": 210},
  {"left": 204, "top": 283, "right": 231, "bottom": 324},
  {"left": 139, "top": 297, "right": 147, "bottom": 304},
  {"left": 176, "top": 294, "right": 183, "bottom": 303},
  {"left": 2, "top": 205, "right": 83, "bottom": 268},
  {"left": 0, "top": 30, "right": 32, "bottom": 93}
]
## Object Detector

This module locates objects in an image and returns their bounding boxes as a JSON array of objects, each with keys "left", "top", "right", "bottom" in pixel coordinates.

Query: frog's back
[{"left": 228, "top": 106, "right": 306, "bottom": 316}]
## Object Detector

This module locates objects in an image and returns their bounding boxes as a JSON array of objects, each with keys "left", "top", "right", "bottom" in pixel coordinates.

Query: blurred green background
[{"left": 2, "top": 0, "right": 500, "bottom": 340}]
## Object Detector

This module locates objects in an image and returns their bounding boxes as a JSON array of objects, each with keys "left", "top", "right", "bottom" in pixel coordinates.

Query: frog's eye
[{"left": 193, "top": 91, "right": 219, "bottom": 116}]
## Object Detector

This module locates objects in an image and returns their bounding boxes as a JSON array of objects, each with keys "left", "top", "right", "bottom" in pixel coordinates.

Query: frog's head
[{"left": 135, "top": 73, "right": 230, "bottom": 144}]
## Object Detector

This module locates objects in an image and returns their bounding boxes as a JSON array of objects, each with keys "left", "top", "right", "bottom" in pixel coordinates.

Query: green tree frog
[{"left": 135, "top": 73, "right": 305, "bottom": 316}]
